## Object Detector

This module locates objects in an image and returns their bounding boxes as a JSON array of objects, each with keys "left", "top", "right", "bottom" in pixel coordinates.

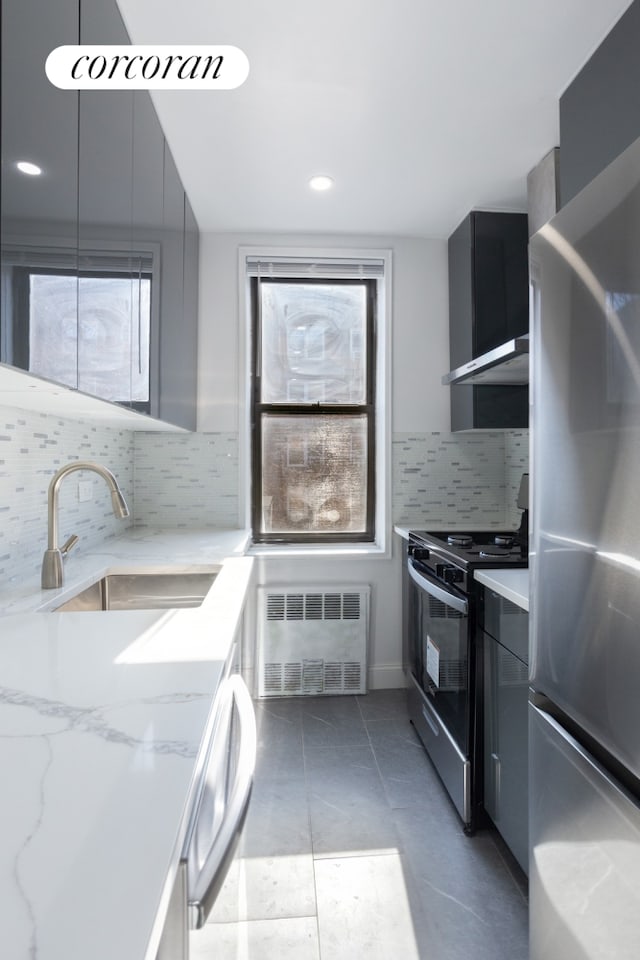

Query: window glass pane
[
  {"left": 260, "top": 282, "right": 367, "bottom": 404},
  {"left": 260, "top": 414, "right": 368, "bottom": 534},
  {"left": 29, "top": 272, "right": 151, "bottom": 402},
  {"left": 77, "top": 275, "right": 150, "bottom": 402},
  {"left": 28, "top": 273, "right": 78, "bottom": 388}
]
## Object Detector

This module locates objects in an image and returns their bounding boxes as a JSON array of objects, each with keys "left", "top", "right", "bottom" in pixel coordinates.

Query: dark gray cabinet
[
  {"left": 559, "top": 0, "right": 640, "bottom": 206},
  {"left": 0, "top": 0, "right": 199, "bottom": 430},
  {"left": 0, "top": 0, "right": 79, "bottom": 384},
  {"left": 179, "top": 196, "right": 199, "bottom": 431},
  {"left": 132, "top": 90, "right": 165, "bottom": 417},
  {"left": 481, "top": 589, "right": 529, "bottom": 874},
  {"left": 158, "top": 143, "right": 187, "bottom": 427},
  {"left": 78, "top": 0, "right": 138, "bottom": 405},
  {"left": 447, "top": 211, "right": 529, "bottom": 431}
]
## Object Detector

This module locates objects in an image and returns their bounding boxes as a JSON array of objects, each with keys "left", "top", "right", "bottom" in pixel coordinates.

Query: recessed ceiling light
[
  {"left": 309, "top": 175, "right": 334, "bottom": 192},
  {"left": 16, "top": 161, "right": 42, "bottom": 176}
]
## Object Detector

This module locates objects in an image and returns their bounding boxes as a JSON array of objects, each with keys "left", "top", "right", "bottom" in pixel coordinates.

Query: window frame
[{"left": 250, "top": 274, "right": 377, "bottom": 545}]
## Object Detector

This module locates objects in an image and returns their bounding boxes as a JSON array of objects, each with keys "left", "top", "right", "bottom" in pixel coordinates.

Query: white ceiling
[{"left": 116, "top": 0, "right": 634, "bottom": 239}]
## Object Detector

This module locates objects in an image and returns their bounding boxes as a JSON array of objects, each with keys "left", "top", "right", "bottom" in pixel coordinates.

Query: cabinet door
[
  {"left": 131, "top": 91, "right": 165, "bottom": 416},
  {"left": 180, "top": 196, "right": 199, "bottom": 431},
  {"left": 483, "top": 631, "right": 529, "bottom": 874},
  {"left": 78, "top": 0, "right": 136, "bottom": 404},
  {"left": 447, "top": 211, "right": 529, "bottom": 431},
  {"left": 559, "top": 1, "right": 640, "bottom": 207},
  {"left": 472, "top": 212, "right": 529, "bottom": 356},
  {"left": 158, "top": 143, "right": 187, "bottom": 426},
  {"left": 448, "top": 214, "right": 473, "bottom": 371},
  {"left": 1, "top": 0, "right": 79, "bottom": 385}
]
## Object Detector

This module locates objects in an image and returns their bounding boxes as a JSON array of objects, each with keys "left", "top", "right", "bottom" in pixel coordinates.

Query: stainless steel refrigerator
[{"left": 529, "top": 134, "right": 640, "bottom": 960}]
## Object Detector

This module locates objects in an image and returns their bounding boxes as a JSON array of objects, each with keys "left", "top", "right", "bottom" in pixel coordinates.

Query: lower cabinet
[{"left": 481, "top": 589, "right": 529, "bottom": 874}]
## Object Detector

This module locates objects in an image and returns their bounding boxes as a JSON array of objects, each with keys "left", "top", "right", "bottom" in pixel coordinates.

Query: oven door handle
[{"left": 408, "top": 560, "right": 469, "bottom": 616}]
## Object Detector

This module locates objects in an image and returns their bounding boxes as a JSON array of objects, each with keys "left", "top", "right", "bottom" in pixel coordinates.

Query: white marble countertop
[
  {"left": 0, "top": 528, "right": 253, "bottom": 960},
  {"left": 474, "top": 568, "right": 529, "bottom": 611}
]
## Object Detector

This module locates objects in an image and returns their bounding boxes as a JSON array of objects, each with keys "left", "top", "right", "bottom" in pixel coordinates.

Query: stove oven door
[{"left": 407, "top": 558, "right": 474, "bottom": 828}]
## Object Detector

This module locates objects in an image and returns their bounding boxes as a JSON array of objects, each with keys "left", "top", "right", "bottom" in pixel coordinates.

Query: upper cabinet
[
  {"left": 559, "top": 0, "right": 640, "bottom": 207},
  {"left": 78, "top": 0, "right": 138, "bottom": 405},
  {"left": 0, "top": 0, "right": 199, "bottom": 431},
  {"left": 132, "top": 90, "right": 165, "bottom": 418},
  {"left": 164, "top": 191, "right": 198, "bottom": 431},
  {"left": 0, "top": 0, "right": 80, "bottom": 387},
  {"left": 446, "top": 211, "right": 529, "bottom": 431}
]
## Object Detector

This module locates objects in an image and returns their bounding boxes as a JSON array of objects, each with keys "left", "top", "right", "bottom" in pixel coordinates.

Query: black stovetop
[{"left": 409, "top": 529, "right": 528, "bottom": 569}]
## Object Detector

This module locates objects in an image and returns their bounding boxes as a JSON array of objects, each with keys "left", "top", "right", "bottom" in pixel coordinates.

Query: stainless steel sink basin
[{"left": 52, "top": 571, "right": 219, "bottom": 612}]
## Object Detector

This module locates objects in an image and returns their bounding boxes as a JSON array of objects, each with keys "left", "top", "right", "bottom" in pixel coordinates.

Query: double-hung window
[{"left": 249, "top": 258, "right": 382, "bottom": 544}]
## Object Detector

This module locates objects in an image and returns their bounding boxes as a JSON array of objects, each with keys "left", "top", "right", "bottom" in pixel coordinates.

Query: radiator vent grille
[
  {"left": 258, "top": 586, "right": 369, "bottom": 698},
  {"left": 266, "top": 592, "right": 362, "bottom": 622}
]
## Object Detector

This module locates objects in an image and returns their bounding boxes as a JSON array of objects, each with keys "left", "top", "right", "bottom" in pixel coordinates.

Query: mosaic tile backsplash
[
  {"left": 133, "top": 432, "right": 239, "bottom": 529},
  {"left": 392, "top": 431, "right": 529, "bottom": 529},
  {"left": 0, "top": 406, "right": 134, "bottom": 585},
  {"left": 504, "top": 431, "right": 530, "bottom": 527},
  {"left": 0, "top": 401, "right": 528, "bottom": 586}
]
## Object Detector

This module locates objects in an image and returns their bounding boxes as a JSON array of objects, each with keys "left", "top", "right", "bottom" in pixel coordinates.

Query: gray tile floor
[{"left": 191, "top": 690, "right": 528, "bottom": 960}]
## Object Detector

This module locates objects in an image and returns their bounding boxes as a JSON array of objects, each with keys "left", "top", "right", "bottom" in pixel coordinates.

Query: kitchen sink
[{"left": 51, "top": 570, "right": 220, "bottom": 612}]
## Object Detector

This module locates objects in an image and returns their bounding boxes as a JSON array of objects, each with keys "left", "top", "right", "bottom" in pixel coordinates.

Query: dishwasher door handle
[{"left": 186, "top": 673, "right": 256, "bottom": 930}]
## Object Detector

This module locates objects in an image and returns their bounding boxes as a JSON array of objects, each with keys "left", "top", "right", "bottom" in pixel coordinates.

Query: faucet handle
[{"left": 61, "top": 534, "right": 79, "bottom": 556}]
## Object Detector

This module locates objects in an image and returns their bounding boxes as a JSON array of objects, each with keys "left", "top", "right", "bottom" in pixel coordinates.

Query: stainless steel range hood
[{"left": 442, "top": 336, "right": 529, "bottom": 386}]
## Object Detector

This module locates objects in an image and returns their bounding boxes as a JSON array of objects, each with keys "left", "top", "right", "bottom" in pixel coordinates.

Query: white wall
[{"left": 196, "top": 232, "right": 452, "bottom": 689}]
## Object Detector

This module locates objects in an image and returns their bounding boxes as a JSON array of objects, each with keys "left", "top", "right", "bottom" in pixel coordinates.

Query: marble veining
[
  {"left": 13, "top": 735, "right": 51, "bottom": 960},
  {"left": 0, "top": 686, "right": 205, "bottom": 757}
]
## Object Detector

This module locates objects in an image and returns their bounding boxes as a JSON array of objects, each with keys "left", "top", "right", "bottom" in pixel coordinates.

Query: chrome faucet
[{"left": 41, "top": 461, "right": 130, "bottom": 589}]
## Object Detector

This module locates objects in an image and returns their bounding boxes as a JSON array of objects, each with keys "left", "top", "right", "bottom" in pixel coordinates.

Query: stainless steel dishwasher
[{"left": 156, "top": 671, "right": 256, "bottom": 959}]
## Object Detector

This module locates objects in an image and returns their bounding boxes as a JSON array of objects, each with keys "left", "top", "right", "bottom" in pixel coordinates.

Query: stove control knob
[
  {"left": 442, "top": 565, "right": 463, "bottom": 585},
  {"left": 411, "top": 546, "right": 430, "bottom": 562}
]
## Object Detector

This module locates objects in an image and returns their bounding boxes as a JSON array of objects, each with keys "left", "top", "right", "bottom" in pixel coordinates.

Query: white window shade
[
  {"left": 2, "top": 243, "right": 154, "bottom": 273},
  {"left": 246, "top": 256, "right": 384, "bottom": 280}
]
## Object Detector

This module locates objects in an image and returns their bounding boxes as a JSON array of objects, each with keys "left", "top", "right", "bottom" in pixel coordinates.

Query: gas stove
[{"left": 408, "top": 529, "right": 528, "bottom": 594}]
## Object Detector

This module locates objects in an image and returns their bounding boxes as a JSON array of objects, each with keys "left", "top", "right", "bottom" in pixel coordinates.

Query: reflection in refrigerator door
[{"left": 530, "top": 133, "right": 640, "bottom": 959}]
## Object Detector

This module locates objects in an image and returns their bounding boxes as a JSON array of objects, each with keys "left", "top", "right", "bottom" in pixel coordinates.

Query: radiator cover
[{"left": 257, "top": 585, "right": 370, "bottom": 697}]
